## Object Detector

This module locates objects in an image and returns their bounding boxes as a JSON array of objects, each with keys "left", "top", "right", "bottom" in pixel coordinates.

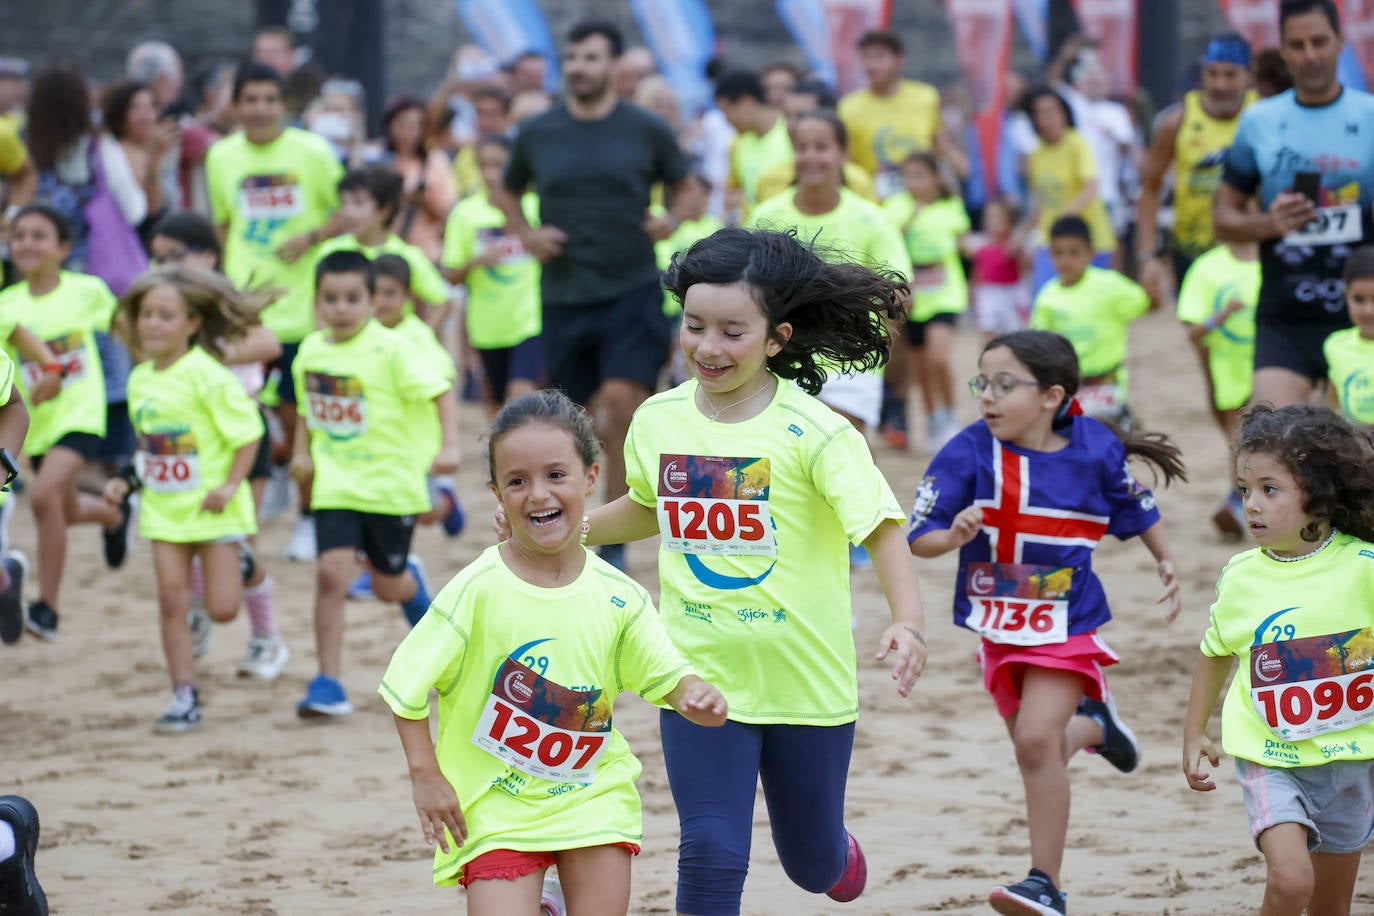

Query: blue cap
[{"left": 1203, "top": 35, "right": 1252, "bottom": 67}]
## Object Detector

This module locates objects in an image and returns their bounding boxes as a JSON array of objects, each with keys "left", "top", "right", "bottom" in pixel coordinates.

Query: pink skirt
[{"left": 978, "top": 632, "right": 1120, "bottom": 718}]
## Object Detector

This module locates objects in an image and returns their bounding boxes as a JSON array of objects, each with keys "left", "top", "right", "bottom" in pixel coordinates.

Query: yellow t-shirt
[
  {"left": 1028, "top": 130, "right": 1117, "bottom": 253},
  {"left": 316, "top": 233, "right": 450, "bottom": 311},
  {"left": 838, "top": 80, "right": 942, "bottom": 199},
  {"left": 656, "top": 215, "right": 724, "bottom": 317},
  {"left": 452, "top": 144, "right": 482, "bottom": 199},
  {"left": 127, "top": 346, "right": 263, "bottom": 542},
  {"left": 625, "top": 379, "right": 905, "bottom": 724},
  {"left": 756, "top": 160, "right": 879, "bottom": 207},
  {"left": 0, "top": 272, "right": 116, "bottom": 455},
  {"left": 387, "top": 313, "right": 455, "bottom": 462},
  {"left": 378, "top": 545, "right": 692, "bottom": 885},
  {"left": 727, "top": 116, "right": 793, "bottom": 211},
  {"left": 1173, "top": 90, "right": 1255, "bottom": 258},
  {"left": 441, "top": 192, "right": 542, "bottom": 349},
  {"left": 882, "top": 193, "right": 970, "bottom": 320},
  {"left": 292, "top": 320, "right": 451, "bottom": 515},
  {"left": 0, "top": 119, "right": 26, "bottom": 176},
  {"left": 1200, "top": 534, "right": 1374, "bottom": 768},
  {"left": 1176, "top": 245, "right": 1259, "bottom": 411},
  {"left": 1324, "top": 327, "right": 1374, "bottom": 426},
  {"left": 1031, "top": 266, "right": 1148, "bottom": 392},
  {"left": 206, "top": 128, "right": 343, "bottom": 344}
]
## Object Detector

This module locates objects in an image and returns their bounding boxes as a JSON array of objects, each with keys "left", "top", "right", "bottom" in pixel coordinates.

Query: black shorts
[
  {"left": 1254, "top": 319, "right": 1346, "bottom": 382},
  {"left": 314, "top": 508, "right": 416, "bottom": 576},
  {"left": 477, "top": 336, "right": 544, "bottom": 402},
  {"left": 905, "top": 312, "right": 959, "bottom": 348},
  {"left": 273, "top": 341, "right": 301, "bottom": 407},
  {"left": 94, "top": 402, "right": 135, "bottom": 464},
  {"left": 1171, "top": 250, "right": 1199, "bottom": 291},
  {"left": 30, "top": 431, "right": 104, "bottom": 471},
  {"left": 248, "top": 410, "right": 273, "bottom": 481},
  {"left": 542, "top": 279, "right": 671, "bottom": 405}
]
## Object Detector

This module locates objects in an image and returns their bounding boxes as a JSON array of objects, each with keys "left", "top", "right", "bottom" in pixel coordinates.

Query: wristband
[
  {"left": 40, "top": 361, "right": 65, "bottom": 378},
  {"left": 1202, "top": 315, "right": 1220, "bottom": 333}
]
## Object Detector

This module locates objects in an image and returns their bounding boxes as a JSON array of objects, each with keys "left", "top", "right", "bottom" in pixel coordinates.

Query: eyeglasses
[{"left": 968, "top": 373, "right": 1044, "bottom": 399}]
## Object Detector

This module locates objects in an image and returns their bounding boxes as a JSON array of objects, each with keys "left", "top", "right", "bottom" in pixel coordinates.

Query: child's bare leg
[
  {"left": 1258, "top": 823, "right": 1315, "bottom": 916},
  {"left": 1304, "top": 849, "right": 1362, "bottom": 916},
  {"left": 313, "top": 547, "right": 356, "bottom": 678},
  {"left": 466, "top": 870, "right": 545, "bottom": 916},
  {"left": 557, "top": 844, "right": 632, "bottom": 916},
  {"left": 197, "top": 542, "right": 244, "bottom": 623},
  {"left": 923, "top": 321, "right": 956, "bottom": 410},
  {"left": 30, "top": 448, "right": 84, "bottom": 605},
  {"left": 152, "top": 541, "right": 196, "bottom": 685}
]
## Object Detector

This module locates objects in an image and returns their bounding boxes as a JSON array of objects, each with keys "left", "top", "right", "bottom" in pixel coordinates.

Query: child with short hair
[
  {"left": 1183, "top": 403, "right": 1374, "bottom": 916},
  {"left": 1325, "top": 245, "right": 1374, "bottom": 438},
  {"left": 290, "top": 250, "right": 459, "bottom": 718},
  {"left": 1030, "top": 216, "right": 1154, "bottom": 427},
  {"left": 966, "top": 196, "right": 1032, "bottom": 340}
]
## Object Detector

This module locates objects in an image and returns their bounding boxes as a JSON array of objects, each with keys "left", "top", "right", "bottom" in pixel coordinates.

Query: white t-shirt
[{"left": 1059, "top": 84, "right": 1134, "bottom": 218}]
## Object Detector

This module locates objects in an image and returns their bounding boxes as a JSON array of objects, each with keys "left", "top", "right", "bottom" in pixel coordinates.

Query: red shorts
[
  {"left": 458, "top": 843, "right": 640, "bottom": 887},
  {"left": 978, "top": 632, "right": 1119, "bottom": 718}
]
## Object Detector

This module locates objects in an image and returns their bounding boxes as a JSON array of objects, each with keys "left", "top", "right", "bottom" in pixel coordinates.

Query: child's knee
[
  {"left": 315, "top": 551, "right": 354, "bottom": 594},
  {"left": 1011, "top": 726, "right": 1061, "bottom": 771},
  {"left": 370, "top": 570, "right": 413, "bottom": 603},
  {"left": 205, "top": 590, "right": 240, "bottom": 623},
  {"left": 1265, "top": 856, "right": 1314, "bottom": 908}
]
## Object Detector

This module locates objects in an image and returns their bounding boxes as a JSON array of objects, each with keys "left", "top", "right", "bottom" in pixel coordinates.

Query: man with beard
[
  {"left": 1214, "top": 0, "right": 1374, "bottom": 408},
  {"left": 494, "top": 19, "right": 689, "bottom": 572}
]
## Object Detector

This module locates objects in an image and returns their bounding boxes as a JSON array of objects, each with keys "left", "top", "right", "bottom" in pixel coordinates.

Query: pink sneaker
[{"left": 826, "top": 831, "right": 867, "bottom": 902}]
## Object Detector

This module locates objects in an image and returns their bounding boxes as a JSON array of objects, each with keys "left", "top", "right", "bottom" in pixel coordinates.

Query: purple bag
[{"left": 84, "top": 139, "right": 149, "bottom": 295}]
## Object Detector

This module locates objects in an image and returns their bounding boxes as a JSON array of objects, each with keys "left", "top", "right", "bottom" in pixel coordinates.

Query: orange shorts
[
  {"left": 459, "top": 843, "right": 641, "bottom": 887},
  {"left": 979, "top": 632, "right": 1119, "bottom": 718}
]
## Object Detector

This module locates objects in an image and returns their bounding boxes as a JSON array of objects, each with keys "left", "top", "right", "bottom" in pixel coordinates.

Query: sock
[
  {"left": 173, "top": 681, "right": 196, "bottom": 700},
  {"left": 0, "top": 820, "right": 14, "bottom": 860},
  {"left": 400, "top": 570, "right": 431, "bottom": 627},
  {"left": 245, "top": 577, "right": 277, "bottom": 638},
  {"left": 189, "top": 558, "right": 205, "bottom": 606}
]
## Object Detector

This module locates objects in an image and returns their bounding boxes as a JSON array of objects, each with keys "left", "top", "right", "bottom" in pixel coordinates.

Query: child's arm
[
  {"left": 200, "top": 440, "right": 256, "bottom": 514},
  {"left": 1138, "top": 520, "right": 1181, "bottom": 623},
  {"left": 288, "top": 416, "right": 313, "bottom": 483},
  {"left": 393, "top": 713, "right": 466, "bottom": 853},
  {"left": 444, "top": 246, "right": 505, "bottom": 286},
  {"left": 0, "top": 383, "right": 29, "bottom": 457},
  {"left": 1181, "top": 653, "right": 1234, "bottom": 792},
  {"left": 865, "top": 518, "right": 929, "bottom": 697},
  {"left": 585, "top": 494, "right": 659, "bottom": 546},
  {"left": 8, "top": 326, "right": 61, "bottom": 405},
  {"left": 909, "top": 505, "right": 983, "bottom": 558},
  {"left": 422, "top": 293, "right": 460, "bottom": 332},
  {"left": 663, "top": 674, "right": 728, "bottom": 727},
  {"left": 220, "top": 325, "right": 283, "bottom": 366},
  {"left": 431, "top": 387, "right": 460, "bottom": 475}
]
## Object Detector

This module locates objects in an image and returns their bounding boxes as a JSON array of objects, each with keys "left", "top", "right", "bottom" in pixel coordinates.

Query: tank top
[{"left": 1172, "top": 90, "right": 1254, "bottom": 258}]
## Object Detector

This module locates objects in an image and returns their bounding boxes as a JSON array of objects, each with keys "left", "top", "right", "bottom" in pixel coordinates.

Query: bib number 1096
[{"left": 1252, "top": 672, "right": 1374, "bottom": 740}]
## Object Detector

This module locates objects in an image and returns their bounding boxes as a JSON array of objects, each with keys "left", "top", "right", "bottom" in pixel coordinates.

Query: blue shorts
[
  {"left": 274, "top": 341, "right": 301, "bottom": 407},
  {"left": 477, "top": 336, "right": 544, "bottom": 402}
]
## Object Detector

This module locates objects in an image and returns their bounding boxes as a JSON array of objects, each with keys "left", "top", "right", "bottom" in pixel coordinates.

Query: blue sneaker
[
  {"left": 400, "top": 555, "right": 431, "bottom": 626},
  {"left": 347, "top": 569, "right": 374, "bottom": 600},
  {"left": 435, "top": 476, "right": 466, "bottom": 537},
  {"left": 989, "top": 868, "right": 1067, "bottom": 915},
  {"left": 849, "top": 543, "right": 872, "bottom": 570},
  {"left": 297, "top": 674, "right": 353, "bottom": 719}
]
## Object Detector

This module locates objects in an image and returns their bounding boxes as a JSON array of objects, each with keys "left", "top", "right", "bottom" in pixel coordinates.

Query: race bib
[
  {"left": 1076, "top": 383, "right": 1123, "bottom": 418},
  {"left": 1250, "top": 627, "right": 1374, "bottom": 741},
  {"left": 135, "top": 432, "right": 202, "bottom": 493},
  {"left": 238, "top": 175, "right": 304, "bottom": 221},
  {"left": 656, "top": 455, "right": 776, "bottom": 556},
  {"left": 875, "top": 167, "right": 904, "bottom": 200},
  {"left": 303, "top": 371, "right": 367, "bottom": 437},
  {"left": 471, "top": 655, "right": 612, "bottom": 784},
  {"left": 20, "top": 331, "right": 88, "bottom": 390},
  {"left": 1284, "top": 203, "right": 1363, "bottom": 247},
  {"left": 966, "top": 562, "right": 1071, "bottom": 646},
  {"left": 911, "top": 263, "right": 947, "bottom": 293},
  {"left": 476, "top": 227, "right": 529, "bottom": 265}
]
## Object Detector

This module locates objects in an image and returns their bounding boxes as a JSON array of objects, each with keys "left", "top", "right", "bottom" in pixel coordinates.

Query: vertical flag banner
[
  {"left": 945, "top": 0, "right": 1014, "bottom": 197},
  {"left": 1013, "top": 0, "right": 1050, "bottom": 60},
  {"left": 776, "top": 0, "right": 890, "bottom": 92},
  {"left": 1334, "top": 0, "right": 1373, "bottom": 89},
  {"left": 1217, "top": 0, "right": 1279, "bottom": 51},
  {"left": 630, "top": 0, "right": 718, "bottom": 117},
  {"left": 1069, "top": 0, "right": 1138, "bottom": 95},
  {"left": 777, "top": 0, "right": 839, "bottom": 87},
  {"left": 457, "top": 0, "right": 560, "bottom": 92}
]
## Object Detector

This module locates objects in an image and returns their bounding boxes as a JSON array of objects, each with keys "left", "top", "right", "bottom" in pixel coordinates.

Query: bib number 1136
[{"left": 970, "top": 598, "right": 1067, "bottom": 646}]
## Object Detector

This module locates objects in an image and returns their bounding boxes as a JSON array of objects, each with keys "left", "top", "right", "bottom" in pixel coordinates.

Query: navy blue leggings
[{"left": 660, "top": 711, "right": 855, "bottom": 916}]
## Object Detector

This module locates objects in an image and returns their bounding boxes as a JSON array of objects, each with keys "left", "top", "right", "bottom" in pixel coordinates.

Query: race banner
[
  {"left": 1217, "top": 0, "right": 1279, "bottom": 52},
  {"left": 456, "top": 0, "right": 559, "bottom": 92},
  {"left": 1069, "top": 0, "right": 1138, "bottom": 95},
  {"left": 776, "top": 0, "right": 891, "bottom": 92},
  {"left": 944, "top": 0, "right": 1014, "bottom": 196},
  {"left": 1013, "top": 0, "right": 1050, "bottom": 60},
  {"left": 630, "top": 0, "right": 718, "bottom": 116}
]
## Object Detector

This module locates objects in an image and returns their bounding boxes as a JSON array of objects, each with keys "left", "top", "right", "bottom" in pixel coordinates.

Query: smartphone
[{"left": 1292, "top": 170, "right": 1322, "bottom": 207}]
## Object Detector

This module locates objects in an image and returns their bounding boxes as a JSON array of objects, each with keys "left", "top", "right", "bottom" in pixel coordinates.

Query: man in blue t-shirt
[{"left": 1214, "top": 0, "right": 1374, "bottom": 408}]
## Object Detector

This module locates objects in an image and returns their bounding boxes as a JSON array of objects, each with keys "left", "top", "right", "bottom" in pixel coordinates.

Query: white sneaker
[
  {"left": 540, "top": 873, "right": 566, "bottom": 916},
  {"left": 283, "top": 516, "right": 316, "bottom": 562},
  {"left": 188, "top": 602, "right": 213, "bottom": 658},
  {"left": 236, "top": 634, "right": 290, "bottom": 680},
  {"left": 260, "top": 463, "right": 292, "bottom": 522}
]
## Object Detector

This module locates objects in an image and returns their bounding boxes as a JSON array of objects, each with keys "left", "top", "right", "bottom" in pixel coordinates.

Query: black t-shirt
[{"left": 505, "top": 101, "right": 688, "bottom": 307}]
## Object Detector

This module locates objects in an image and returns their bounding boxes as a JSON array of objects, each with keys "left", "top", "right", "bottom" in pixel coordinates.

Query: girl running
[
  {"left": 909, "top": 329, "right": 1185, "bottom": 915},
  {"left": 550, "top": 227, "right": 928, "bottom": 913},
  {"left": 379, "top": 389, "right": 726, "bottom": 915},
  {"left": 1183, "top": 404, "right": 1374, "bottom": 916},
  {"left": 103, "top": 266, "right": 274, "bottom": 732}
]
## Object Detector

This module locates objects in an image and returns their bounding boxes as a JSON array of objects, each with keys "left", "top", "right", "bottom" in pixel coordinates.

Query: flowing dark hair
[
  {"left": 1236, "top": 403, "right": 1374, "bottom": 542},
  {"left": 665, "top": 227, "right": 907, "bottom": 396},
  {"left": 26, "top": 64, "right": 91, "bottom": 171},
  {"left": 982, "top": 330, "right": 1188, "bottom": 485}
]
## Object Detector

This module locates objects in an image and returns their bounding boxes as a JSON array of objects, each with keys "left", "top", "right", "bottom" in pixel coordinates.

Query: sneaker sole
[
  {"left": 24, "top": 618, "right": 56, "bottom": 642},
  {"left": 153, "top": 719, "right": 203, "bottom": 735},
  {"left": 989, "top": 888, "right": 1063, "bottom": 916},
  {"left": 297, "top": 700, "right": 354, "bottom": 719},
  {"left": 237, "top": 646, "right": 290, "bottom": 681},
  {"left": 0, "top": 795, "right": 47, "bottom": 916}
]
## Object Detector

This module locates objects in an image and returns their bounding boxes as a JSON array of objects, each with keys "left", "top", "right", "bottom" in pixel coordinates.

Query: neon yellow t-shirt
[
  {"left": 625, "top": 379, "right": 905, "bottom": 724},
  {"left": 838, "top": 80, "right": 942, "bottom": 199},
  {"left": 206, "top": 128, "right": 343, "bottom": 343},
  {"left": 388, "top": 313, "right": 455, "bottom": 462},
  {"left": 1027, "top": 130, "right": 1117, "bottom": 253},
  {"left": 0, "top": 120, "right": 26, "bottom": 175},
  {"left": 756, "top": 161, "right": 879, "bottom": 207},
  {"left": 882, "top": 193, "right": 970, "bottom": 321},
  {"left": 0, "top": 271, "right": 115, "bottom": 455},
  {"left": 1031, "top": 266, "right": 1148, "bottom": 389},
  {"left": 1176, "top": 245, "right": 1259, "bottom": 411},
  {"left": 728, "top": 116, "right": 793, "bottom": 211},
  {"left": 379, "top": 545, "right": 692, "bottom": 885},
  {"left": 441, "top": 192, "right": 542, "bottom": 350},
  {"left": 1325, "top": 328, "right": 1374, "bottom": 426},
  {"left": 127, "top": 346, "right": 263, "bottom": 542},
  {"left": 292, "top": 320, "right": 450, "bottom": 515},
  {"left": 656, "top": 215, "right": 724, "bottom": 317},
  {"left": 316, "top": 233, "right": 451, "bottom": 312},
  {"left": 1200, "top": 534, "right": 1374, "bottom": 768}
]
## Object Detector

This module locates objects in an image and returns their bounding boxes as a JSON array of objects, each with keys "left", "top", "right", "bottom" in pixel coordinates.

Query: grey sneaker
[
  {"left": 236, "top": 634, "right": 289, "bottom": 681},
  {"left": 989, "top": 868, "right": 1067, "bottom": 915},
  {"left": 154, "top": 687, "right": 202, "bottom": 734},
  {"left": 189, "top": 602, "right": 212, "bottom": 659}
]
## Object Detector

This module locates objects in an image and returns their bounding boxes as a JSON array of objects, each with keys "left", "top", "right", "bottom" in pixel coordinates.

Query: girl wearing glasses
[{"left": 908, "top": 329, "right": 1185, "bottom": 916}]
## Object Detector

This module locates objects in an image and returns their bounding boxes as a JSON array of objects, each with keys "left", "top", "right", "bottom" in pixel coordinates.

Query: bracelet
[
  {"left": 903, "top": 625, "right": 927, "bottom": 647},
  {"left": 40, "top": 361, "right": 64, "bottom": 377}
]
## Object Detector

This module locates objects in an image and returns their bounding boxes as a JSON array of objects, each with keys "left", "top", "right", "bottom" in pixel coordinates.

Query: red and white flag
[{"left": 944, "top": 0, "right": 1014, "bottom": 196}]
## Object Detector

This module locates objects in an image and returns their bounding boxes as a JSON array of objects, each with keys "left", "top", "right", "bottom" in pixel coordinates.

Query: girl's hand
[
  {"left": 288, "top": 453, "right": 313, "bottom": 483},
  {"left": 1182, "top": 732, "right": 1220, "bottom": 792},
  {"left": 199, "top": 483, "right": 236, "bottom": 514},
  {"left": 430, "top": 445, "right": 460, "bottom": 476},
  {"left": 1156, "top": 559, "right": 1181, "bottom": 623},
  {"left": 949, "top": 506, "right": 984, "bottom": 548},
  {"left": 876, "top": 624, "right": 927, "bottom": 697},
  {"left": 411, "top": 768, "right": 466, "bottom": 853},
  {"left": 103, "top": 477, "right": 130, "bottom": 506},
  {"left": 674, "top": 679, "right": 728, "bottom": 727},
  {"left": 29, "top": 371, "right": 61, "bottom": 405}
]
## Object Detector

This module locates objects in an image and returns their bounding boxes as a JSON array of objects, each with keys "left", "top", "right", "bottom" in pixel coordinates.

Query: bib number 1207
[{"left": 474, "top": 696, "right": 608, "bottom": 783}]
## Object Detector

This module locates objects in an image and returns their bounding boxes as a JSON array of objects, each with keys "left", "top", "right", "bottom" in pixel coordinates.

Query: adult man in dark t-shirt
[{"left": 496, "top": 19, "right": 689, "bottom": 570}]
